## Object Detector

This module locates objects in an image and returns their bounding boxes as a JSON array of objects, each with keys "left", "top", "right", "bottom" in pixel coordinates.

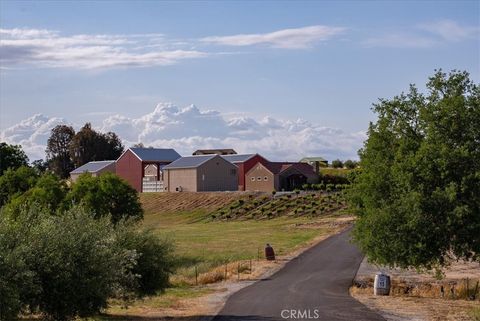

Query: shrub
[
  {"left": 65, "top": 173, "right": 143, "bottom": 224},
  {"left": 0, "top": 206, "right": 127, "bottom": 320},
  {"left": 331, "top": 159, "right": 343, "bottom": 168},
  {"left": 0, "top": 166, "right": 38, "bottom": 207},
  {"left": 3, "top": 173, "right": 68, "bottom": 218},
  {"left": 114, "top": 228, "right": 175, "bottom": 296},
  {"left": 343, "top": 160, "right": 357, "bottom": 169},
  {"left": 0, "top": 205, "right": 174, "bottom": 321}
]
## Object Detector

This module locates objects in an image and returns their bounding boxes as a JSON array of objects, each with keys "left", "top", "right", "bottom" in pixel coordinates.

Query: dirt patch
[
  {"left": 351, "top": 258, "right": 480, "bottom": 320},
  {"left": 354, "top": 258, "right": 480, "bottom": 299},
  {"left": 351, "top": 292, "right": 479, "bottom": 321}
]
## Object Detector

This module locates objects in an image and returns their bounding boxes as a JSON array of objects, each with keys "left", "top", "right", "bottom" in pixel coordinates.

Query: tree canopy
[
  {"left": 46, "top": 123, "right": 124, "bottom": 178},
  {"left": 46, "top": 125, "right": 76, "bottom": 179},
  {"left": 349, "top": 70, "right": 480, "bottom": 270},
  {"left": 69, "top": 123, "right": 124, "bottom": 168},
  {"left": 0, "top": 166, "right": 38, "bottom": 207},
  {"left": 0, "top": 142, "right": 29, "bottom": 175},
  {"left": 0, "top": 205, "right": 173, "bottom": 321},
  {"left": 331, "top": 159, "right": 343, "bottom": 168},
  {"left": 65, "top": 172, "right": 143, "bottom": 224}
]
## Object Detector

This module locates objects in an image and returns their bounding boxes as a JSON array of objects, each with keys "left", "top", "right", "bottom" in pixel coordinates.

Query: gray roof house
[
  {"left": 70, "top": 160, "right": 116, "bottom": 182},
  {"left": 163, "top": 155, "right": 238, "bottom": 192}
]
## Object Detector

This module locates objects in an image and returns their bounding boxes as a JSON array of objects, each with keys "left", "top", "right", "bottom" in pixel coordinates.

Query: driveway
[{"left": 213, "top": 228, "right": 385, "bottom": 321}]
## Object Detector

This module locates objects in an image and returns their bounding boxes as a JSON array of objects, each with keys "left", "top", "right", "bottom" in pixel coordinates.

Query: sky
[{"left": 0, "top": 0, "right": 479, "bottom": 161}]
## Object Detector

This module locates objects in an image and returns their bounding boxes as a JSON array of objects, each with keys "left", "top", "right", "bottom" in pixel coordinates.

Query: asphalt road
[{"left": 213, "top": 228, "right": 385, "bottom": 321}]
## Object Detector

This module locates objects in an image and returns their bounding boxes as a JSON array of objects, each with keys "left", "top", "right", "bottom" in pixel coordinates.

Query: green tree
[
  {"left": 3, "top": 173, "right": 68, "bottom": 217},
  {"left": 31, "top": 159, "right": 49, "bottom": 174},
  {"left": 0, "top": 142, "right": 29, "bottom": 175},
  {"left": 0, "top": 166, "right": 38, "bottom": 207},
  {"left": 349, "top": 70, "right": 480, "bottom": 270},
  {"left": 343, "top": 160, "right": 357, "bottom": 169},
  {"left": 0, "top": 218, "right": 38, "bottom": 321},
  {"left": 331, "top": 159, "right": 343, "bottom": 168},
  {"left": 69, "top": 123, "right": 124, "bottom": 168},
  {"left": 114, "top": 227, "right": 174, "bottom": 296},
  {"left": 0, "top": 204, "right": 174, "bottom": 321},
  {"left": 65, "top": 173, "right": 143, "bottom": 223},
  {"left": 103, "top": 132, "right": 124, "bottom": 160},
  {"left": 46, "top": 125, "right": 75, "bottom": 179}
]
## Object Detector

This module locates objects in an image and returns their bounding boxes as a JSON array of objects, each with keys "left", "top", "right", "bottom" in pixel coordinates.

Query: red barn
[
  {"left": 221, "top": 154, "right": 269, "bottom": 191},
  {"left": 116, "top": 148, "right": 181, "bottom": 192}
]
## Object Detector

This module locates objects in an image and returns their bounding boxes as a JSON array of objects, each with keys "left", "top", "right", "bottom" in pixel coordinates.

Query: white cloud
[
  {"left": 1, "top": 103, "right": 364, "bottom": 162},
  {"left": 418, "top": 20, "right": 479, "bottom": 42},
  {"left": 0, "top": 28, "right": 208, "bottom": 70},
  {"left": 201, "top": 25, "right": 345, "bottom": 49},
  {"left": 0, "top": 114, "right": 67, "bottom": 161},
  {"left": 364, "top": 19, "right": 479, "bottom": 48}
]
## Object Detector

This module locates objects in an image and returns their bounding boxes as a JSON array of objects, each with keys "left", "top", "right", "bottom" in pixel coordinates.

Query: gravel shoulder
[{"left": 350, "top": 258, "right": 480, "bottom": 321}]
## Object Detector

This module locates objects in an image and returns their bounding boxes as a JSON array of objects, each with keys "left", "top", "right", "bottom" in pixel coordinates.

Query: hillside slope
[{"left": 140, "top": 192, "right": 251, "bottom": 214}]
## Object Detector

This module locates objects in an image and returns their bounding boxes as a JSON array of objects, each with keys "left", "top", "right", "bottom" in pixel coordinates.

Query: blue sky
[{"left": 0, "top": 1, "right": 479, "bottom": 161}]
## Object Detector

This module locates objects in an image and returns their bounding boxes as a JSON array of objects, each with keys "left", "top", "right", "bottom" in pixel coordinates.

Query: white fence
[{"left": 142, "top": 180, "right": 164, "bottom": 193}]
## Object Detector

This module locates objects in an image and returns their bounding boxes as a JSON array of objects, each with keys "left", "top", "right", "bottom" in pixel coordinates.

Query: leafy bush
[
  {"left": 0, "top": 166, "right": 38, "bottom": 207},
  {"left": 0, "top": 205, "right": 174, "bottom": 320},
  {"left": 0, "top": 142, "right": 29, "bottom": 175},
  {"left": 65, "top": 173, "right": 143, "bottom": 224},
  {"left": 3, "top": 173, "right": 68, "bottom": 217},
  {"left": 343, "top": 160, "right": 357, "bottom": 169},
  {"left": 114, "top": 227, "right": 175, "bottom": 296},
  {"left": 331, "top": 159, "right": 343, "bottom": 168}
]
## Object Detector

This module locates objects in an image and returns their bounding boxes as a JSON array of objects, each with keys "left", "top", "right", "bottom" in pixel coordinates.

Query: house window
[
  {"left": 257, "top": 177, "right": 262, "bottom": 181},
  {"left": 251, "top": 177, "right": 255, "bottom": 181},
  {"left": 230, "top": 169, "right": 236, "bottom": 175},
  {"left": 264, "top": 176, "right": 268, "bottom": 181}
]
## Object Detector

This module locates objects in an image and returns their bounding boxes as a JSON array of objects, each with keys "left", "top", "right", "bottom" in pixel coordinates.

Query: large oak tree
[{"left": 349, "top": 70, "right": 480, "bottom": 270}]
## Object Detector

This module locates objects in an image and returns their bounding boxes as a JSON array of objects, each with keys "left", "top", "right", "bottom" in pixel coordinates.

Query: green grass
[
  {"left": 143, "top": 208, "right": 329, "bottom": 276},
  {"left": 469, "top": 306, "right": 480, "bottom": 321},
  {"left": 100, "top": 194, "right": 351, "bottom": 315}
]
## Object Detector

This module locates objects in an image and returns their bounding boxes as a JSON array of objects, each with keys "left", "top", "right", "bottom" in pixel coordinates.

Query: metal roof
[
  {"left": 193, "top": 148, "right": 237, "bottom": 155},
  {"left": 163, "top": 154, "right": 218, "bottom": 170},
  {"left": 299, "top": 157, "right": 328, "bottom": 162},
  {"left": 221, "top": 154, "right": 257, "bottom": 163},
  {"left": 70, "top": 160, "right": 115, "bottom": 174},
  {"left": 129, "top": 148, "right": 181, "bottom": 162},
  {"left": 257, "top": 162, "right": 318, "bottom": 177}
]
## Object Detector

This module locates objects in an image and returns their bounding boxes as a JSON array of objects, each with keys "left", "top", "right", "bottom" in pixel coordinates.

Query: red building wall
[
  {"left": 116, "top": 150, "right": 143, "bottom": 192},
  {"left": 237, "top": 154, "right": 269, "bottom": 191}
]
